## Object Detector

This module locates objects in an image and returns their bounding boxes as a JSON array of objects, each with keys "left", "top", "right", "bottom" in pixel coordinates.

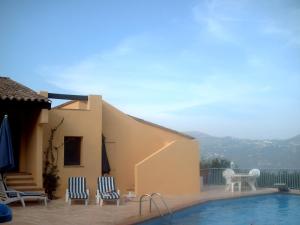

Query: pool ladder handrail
[
  {"left": 139, "top": 192, "right": 173, "bottom": 218},
  {"left": 150, "top": 193, "right": 173, "bottom": 216}
]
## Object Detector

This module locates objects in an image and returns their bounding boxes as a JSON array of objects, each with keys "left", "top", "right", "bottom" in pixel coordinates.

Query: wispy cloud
[
  {"left": 192, "top": 1, "right": 234, "bottom": 42},
  {"left": 246, "top": 55, "right": 266, "bottom": 68},
  {"left": 262, "top": 23, "right": 300, "bottom": 47},
  {"left": 192, "top": 0, "right": 251, "bottom": 42},
  {"left": 192, "top": 0, "right": 300, "bottom": 48},
  {"left": 39, "top": 33, "right": 271, "bottom": 121},
  {"left": 42, "top": 34, "right": 272, "bottom": 125},
  {"left": 259, "top": 3, "right": 300, "bottom": 47}
]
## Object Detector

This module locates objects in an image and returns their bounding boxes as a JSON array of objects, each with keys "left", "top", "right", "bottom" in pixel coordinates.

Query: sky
[{"left": 0, "top": 0, "right": 299, "bottom": 139}]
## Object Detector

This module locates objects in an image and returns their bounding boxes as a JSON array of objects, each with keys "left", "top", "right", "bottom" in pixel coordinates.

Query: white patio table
[{"left": 231, "top": 173, "right": 257, "bottom": 192}]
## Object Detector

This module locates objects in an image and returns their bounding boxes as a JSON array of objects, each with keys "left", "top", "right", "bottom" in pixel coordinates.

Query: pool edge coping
[{"left": 117, "top": 189, "right": 300, "bottom": 225}]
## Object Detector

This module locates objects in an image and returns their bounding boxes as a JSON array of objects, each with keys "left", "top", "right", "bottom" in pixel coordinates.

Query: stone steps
[{"left": 5, "top": 172, "right": 44, "bottom": 192}]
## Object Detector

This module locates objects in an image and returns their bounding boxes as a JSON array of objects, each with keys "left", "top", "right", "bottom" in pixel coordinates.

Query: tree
[{"left": 200, "top": 157, "right": 231, "bottom": 169}]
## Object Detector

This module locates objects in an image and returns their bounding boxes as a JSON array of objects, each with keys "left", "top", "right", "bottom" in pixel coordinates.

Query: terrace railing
[{"left": 200, "top": 168, "right": 300, "bottom": 190}]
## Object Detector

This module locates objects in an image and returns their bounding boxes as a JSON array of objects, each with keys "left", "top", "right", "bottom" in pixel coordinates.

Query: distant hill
[{"left": 186, "top": 131, "right": 300, "bottom": 169}]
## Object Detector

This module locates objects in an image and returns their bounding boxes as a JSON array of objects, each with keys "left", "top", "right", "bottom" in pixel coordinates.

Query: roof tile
[{"left": 0, "top": 76, "right": 50, "bottom": 104}]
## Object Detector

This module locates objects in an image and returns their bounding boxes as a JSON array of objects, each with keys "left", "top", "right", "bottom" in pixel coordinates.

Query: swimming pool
[{"left": 137, "top": 194, "right": 300, "bottom": 225}]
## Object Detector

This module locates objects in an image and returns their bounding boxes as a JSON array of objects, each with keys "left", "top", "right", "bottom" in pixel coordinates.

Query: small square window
[{"left": 64, "top": 137, "right": 82, "bottom": 166}]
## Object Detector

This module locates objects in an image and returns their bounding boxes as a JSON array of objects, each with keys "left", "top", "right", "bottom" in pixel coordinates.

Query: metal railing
[
  {"left": 200, "top": 168, "right": 300, "bottom": 190},
  {"left": 150, "top": 193, "right": 172, "bottom": 216},
  {"left": 139, "top": 193, "right": 172, "bottom": 218},
  {"left": 139, "top": 194, "right": 162, "bottom": 216}
]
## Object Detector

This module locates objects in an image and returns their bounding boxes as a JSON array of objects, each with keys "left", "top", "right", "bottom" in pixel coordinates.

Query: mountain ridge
[{"left": 186, "top": 131, "right": 300, "bottom": 169}]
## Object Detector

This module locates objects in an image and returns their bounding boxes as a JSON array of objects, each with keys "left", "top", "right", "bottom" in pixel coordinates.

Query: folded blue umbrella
[{"left": 0, "top": 115, "right": 15, "bottom": 173}]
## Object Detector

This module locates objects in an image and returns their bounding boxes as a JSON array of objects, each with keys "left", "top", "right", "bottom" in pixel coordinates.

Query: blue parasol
[{"left": 0, "top": 115, "right": 15, "bottom": 173}]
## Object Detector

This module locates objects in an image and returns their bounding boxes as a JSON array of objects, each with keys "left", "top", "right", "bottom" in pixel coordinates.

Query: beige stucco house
[{"left": 0, "top": 77, "right": 200, "bottom": 198}]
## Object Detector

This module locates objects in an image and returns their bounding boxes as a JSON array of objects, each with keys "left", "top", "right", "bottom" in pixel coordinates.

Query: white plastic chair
[
  {"left": 223, "top": 169, "right": 241, "bottom": 192},
  {"left": 66, "top": 177, "right": 89, "bottom": 206},
  {"left": 96, "top": 176, "right": 120, "bottom": 206},
  {"left": 248, "top": 169, "right": 260, "bottom": 191}
]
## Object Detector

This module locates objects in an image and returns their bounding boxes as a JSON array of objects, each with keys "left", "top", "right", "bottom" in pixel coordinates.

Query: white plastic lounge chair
[
  {"left": 66, "top": 177, "right": 89, "bottom": 206},
  {"left": 248, "top": 169, "right": 260, "bottom": 191},
  {"left": 222, "top": 169, "right": 241, "bottom": 192},
  {"left": 0, "top": 179, "right": 25, "bottom": 207},
  {"left": 1, "top": 178, "right": 47, "bottom": 206},
  {"left": 96, "top": 176, "right": 120, "bottom": 206},
  {"left": 19, "top": 192, "right": 47, "bottom": 206}
]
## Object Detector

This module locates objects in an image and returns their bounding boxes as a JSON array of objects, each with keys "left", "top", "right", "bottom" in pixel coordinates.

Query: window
[{"left": 64, "top": 136, "right": 82, "bottom": 166}]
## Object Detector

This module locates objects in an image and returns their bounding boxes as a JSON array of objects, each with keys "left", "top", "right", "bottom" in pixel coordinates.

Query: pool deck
[{"left": 7, "top": 187, "right": 299, "bottom": 225}]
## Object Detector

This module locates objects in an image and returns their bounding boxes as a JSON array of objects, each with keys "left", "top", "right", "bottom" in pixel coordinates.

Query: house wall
[
  {"left": 102, "top": 101, "right": 200, "bottom": 195},
  {"left": 44, "top": 95, "right": 102, "bottom": 197},
  {"left": 135, "top": 140, "right": 200, "bottom": 195},
  {"left": 43, "top": 94, "right": 200, "bottom": 198}
]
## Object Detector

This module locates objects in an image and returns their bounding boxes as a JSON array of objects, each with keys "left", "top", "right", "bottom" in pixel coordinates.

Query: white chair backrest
[
  {"left": 98, "top": 176, "right": 116, "bottom": 193},
  {"left": 68, "top": 177, "right": 86, "bottom": 192},
  {"left": 249, "top": 169, "right": 260, "bottom": 177},
  {"left": 222, "top": 169, "right": 235, "bottom": 178}
]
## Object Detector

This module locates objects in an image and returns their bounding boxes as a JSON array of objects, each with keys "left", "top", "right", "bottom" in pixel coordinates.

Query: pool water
[{"left": 137, "top": 194, "right": 300, "bottom": 225}]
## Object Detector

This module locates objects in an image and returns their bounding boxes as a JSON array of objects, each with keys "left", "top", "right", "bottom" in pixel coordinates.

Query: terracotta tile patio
[{"left": 8, "top": 187, "right": 280, "bottom": 225}]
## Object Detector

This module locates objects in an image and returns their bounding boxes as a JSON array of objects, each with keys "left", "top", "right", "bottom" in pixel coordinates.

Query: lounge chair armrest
[
  {"left": 65, "top": 189, "right": 69, "bottom": 202},
  {"left": 5, "top": 190, "right": 21, "bottom": 195},
  {"left": 5, "top": 190, "right": 19, "bottom": 193},
  {"left": 6, "top": 190, "right": 22, "bottom": 198},
  {"left": 95, "top": 189, "right": 100, "bottom": 204}
]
